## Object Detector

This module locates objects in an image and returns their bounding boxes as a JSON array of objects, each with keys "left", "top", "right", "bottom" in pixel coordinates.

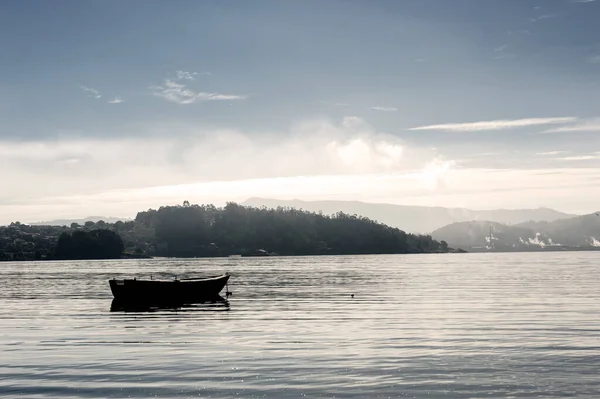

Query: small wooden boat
[
  {"left": 109, "top": 297, "right": 230, "bottom": 312},
  {"left": 109, "top": 274, "right": 230, "bottom": 305}
]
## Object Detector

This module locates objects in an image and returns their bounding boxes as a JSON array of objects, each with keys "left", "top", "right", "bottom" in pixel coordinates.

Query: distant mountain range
[
  {"left": 431, "top": 213, "right": 600, "bottom": 251},
  {"left": 242, "top": 198, "right": 575, "bottom": 234},
  {"left": 29, "top": 216, "right": 132, "bottom": 226}
]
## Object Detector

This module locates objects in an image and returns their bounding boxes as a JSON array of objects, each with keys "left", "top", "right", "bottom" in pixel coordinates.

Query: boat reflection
[{"left": 110, "top": 296, "right": 230, "bottom": 312}]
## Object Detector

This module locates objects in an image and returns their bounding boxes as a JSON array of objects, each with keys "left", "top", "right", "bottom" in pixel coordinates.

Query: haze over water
[{"left": 1, "top": 252, "right": 600, "bottom": 398}]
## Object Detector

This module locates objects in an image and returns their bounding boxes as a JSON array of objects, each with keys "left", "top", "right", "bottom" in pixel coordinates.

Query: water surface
[{"left": 1, "top": 252, "right": 600, "bottom": 398}]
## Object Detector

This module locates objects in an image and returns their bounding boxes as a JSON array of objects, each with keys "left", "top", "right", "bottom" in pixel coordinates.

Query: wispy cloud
[
  {"left": 571, "top": 0, "right": 596, "bottom": 3},
  {"left": 175, "top": 70, "right": 211, "bottom": 80},
  {"left": 556, "top": 155, "right": 600, "bottom": 161},
  {"left": 530, "top": 14, "right": 554, "bottom": 22},
  {"left": 409, "top": 117, "right": 577, "bottom": 132},
  {"left": 492, "top": 44, "right": 515, "bottom": 60},
  {"left": 176, "top": 70, "right": 196, "bottom": 80},
  {"left": 544, "top": 119, "right": 600, "bottom": 133},
  {"left": 371, "top": 106, "right": 398, "bottom": 112},
  {"left": 152, "top": 79, "right": 246, "bottom": 104},
  {"left": 536, "top": 151, "right": 568, "bottom": 156},
  {"left": 80, "top": 85, "right": 101, "bottom": 99},
  {"left": 108, "top": 97, "right": 125, "bottom": 104}
]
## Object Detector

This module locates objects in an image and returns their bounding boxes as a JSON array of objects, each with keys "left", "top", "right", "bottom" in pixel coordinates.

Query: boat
[
  {"left": 109, "top": 297, "right": 230, "bottom": 312},
  {"left": 109, "top": 273, "right": 230, "bottom": 305}
]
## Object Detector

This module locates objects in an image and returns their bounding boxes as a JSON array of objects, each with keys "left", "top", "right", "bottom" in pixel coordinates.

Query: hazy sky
[{"left": 2, "top": 0, "right": 600, "bottom": 223}]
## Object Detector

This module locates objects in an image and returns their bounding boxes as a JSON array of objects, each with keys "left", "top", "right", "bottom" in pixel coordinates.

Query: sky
[{"left": 2, "top": 0, "right": 600, "bottom": 223}]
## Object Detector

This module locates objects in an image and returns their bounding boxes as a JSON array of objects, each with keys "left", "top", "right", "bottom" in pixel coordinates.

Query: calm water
[{"left": 1, "top": 252, "right": 600, "bottom": 398}]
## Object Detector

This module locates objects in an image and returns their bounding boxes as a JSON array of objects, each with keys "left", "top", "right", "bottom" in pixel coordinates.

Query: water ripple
[{"left": 1, "top": 253, "right": 600, "bottom": 397}]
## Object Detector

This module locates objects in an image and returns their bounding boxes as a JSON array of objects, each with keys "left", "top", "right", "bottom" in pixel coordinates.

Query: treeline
[
  {"left": 54, "top": 230, "right": 124, "bottom": 260},
  {"left": 1, "top": 202, "right": 455, "bottom": 260},
  {"left": 0, "top": 221, "right": 143, "bottom": 261},
  {"left": 135, "top": 202, "right": 450, "bottom": 257}
]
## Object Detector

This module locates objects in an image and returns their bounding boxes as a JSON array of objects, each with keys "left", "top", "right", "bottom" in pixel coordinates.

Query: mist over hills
[
  {"left": 431, "top": 213, "right": 600, "bottom": 251},
  {"left": 242, "top": 198, "right": 574, "bottom": 234}
]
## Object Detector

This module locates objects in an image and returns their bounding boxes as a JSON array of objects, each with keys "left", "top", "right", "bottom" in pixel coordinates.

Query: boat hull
[{"left": 109, "top": 274, "right": 230, "bottom": 305}]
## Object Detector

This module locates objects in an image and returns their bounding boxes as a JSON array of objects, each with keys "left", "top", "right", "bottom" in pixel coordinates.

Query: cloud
[
  {"left": 409, "top": 117, "right": 577, "bottom": 132},
  {"left": 492, "top": 44, "right": 515, "bottom": 60},
  {"left": 175, "top": 70, "right": 211, "bottom": 80},
  {"left": 152, "top": 79, "right": 246, "bottom": 104},
  {"left": 0, "top": 117, "right": 419, "bottom": 186},
  {"left": 543, "top": 118, "right": 600, "bottom": 133},
  {"left": 0, "top": 117, "right": 458, "bottom": 222},
  {"left": 571, "top": 0, "right": 595, "bottom": 3},
  {"left": 371, "top": 106, "right": 398, "bottom": 112},
  {"left": 175, "top": 70, "right": 196, "bottom": 80},
  {"left": 6, "top": 165, "right": 600, "bottom": 225},
  {"left": 80, "top": 86, "right": 101, "bottom": 99},
  {"left": 530, "top": 14, "right": 554, "bottom": 22},
  {"left": 405, "top": 158, "right": 456, "bottom": 191},
  {"left": 556, "top": 155, "right": 600, "bottom": 161},
  {"left": 536, "top": 151, "right": 568, "bottom": 156},
  {"left": 5, "top": 116, "right": 600, "bottom": 223},
  {"left": 81, "top": 86, "right": 124, "bottom": 103}
]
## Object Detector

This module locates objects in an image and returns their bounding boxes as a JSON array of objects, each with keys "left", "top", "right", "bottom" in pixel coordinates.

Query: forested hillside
[
  {"left": 135, "top": 202, "right": 451, "bottom": 257},
  {"left": 1, "top": 202, "right": 454, "bottom": 260}
]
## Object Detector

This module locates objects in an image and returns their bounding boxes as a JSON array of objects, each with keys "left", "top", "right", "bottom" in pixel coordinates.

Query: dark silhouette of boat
[
  {"left": 110, "top": 296, "right": 230, "bottom": 312},
  {"left": 109, "top": 274, "right": 230, "bottom": 305}
]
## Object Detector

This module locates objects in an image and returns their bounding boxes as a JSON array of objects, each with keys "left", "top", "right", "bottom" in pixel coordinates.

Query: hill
[
  {"left": 431, "top": 212, "right": 600, "bottom": 251},
  {"left": 135, "top": 202, "right": 453, "bottom": 257},
  {"left": 1, "top": 202, "right": 456, "bottom": 261},
  {"left": 29, "top": 216, "right": 132, "bottom": 226},
  {"left": 242, "top": 198, "right": 574, "bottom": 233},
  {"left": 515, "top": 213, "right": 600, "bottom": 247}
]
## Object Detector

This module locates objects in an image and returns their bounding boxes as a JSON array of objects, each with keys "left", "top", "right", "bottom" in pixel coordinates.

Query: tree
[{"left": 54, "top": 229, "right": 124, "bottom": 260}]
